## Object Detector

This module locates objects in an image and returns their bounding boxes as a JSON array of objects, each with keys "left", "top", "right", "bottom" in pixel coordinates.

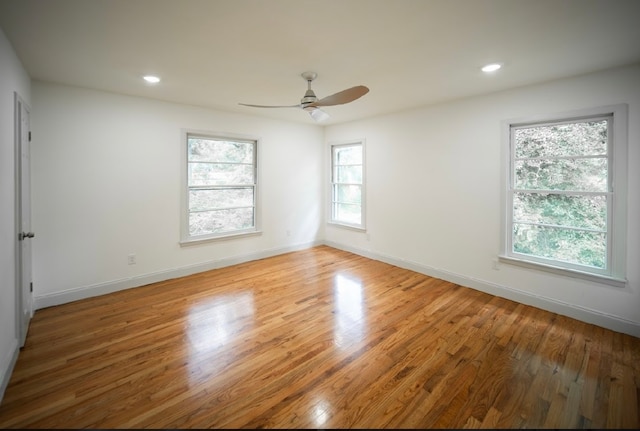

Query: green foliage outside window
[
  {"left": 512, "top": 119, "right": 609, "bottom": 269},
  {"left": 187, "top": 136, "right": 256, "bottom": 237},
  {"left": 332, "top": 144, "right": 363, "bottom": 226}
]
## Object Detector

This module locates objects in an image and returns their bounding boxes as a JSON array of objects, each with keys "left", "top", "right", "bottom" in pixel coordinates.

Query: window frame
[
  {"left": 500, "top": 104, "right": 628, "bottom": 287},
  {"left": 329, "top": 140, "right": 366, "bottom": 230},
  {"left": 180, "top": 129, "right": 261, "bottom": 245}
]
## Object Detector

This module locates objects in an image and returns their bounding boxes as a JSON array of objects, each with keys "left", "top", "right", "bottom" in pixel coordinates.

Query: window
[
  {"left": 501, "top": 105, "right": 627, "bottom": 286},
  {"left": 182, "top": 132, "right": 258, "bottom": 243},
  {"left": 330, "top": 141, "right": 365, "bottom": 228}
]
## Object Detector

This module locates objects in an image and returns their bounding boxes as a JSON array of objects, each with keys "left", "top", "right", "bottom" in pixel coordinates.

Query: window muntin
[
  {"left": 185, "top": 134, "right": 257, "bottom": 240},
  {"left": 501, "top": 103, "right": 632, "bottom": 284},
  {"left": 331, "top": 142, "right": 364, "bottom": 228}
]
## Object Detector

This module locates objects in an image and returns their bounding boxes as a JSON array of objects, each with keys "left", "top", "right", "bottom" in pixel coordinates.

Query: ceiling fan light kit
[
  {"left": 239, "top": 72, "right": 369, "bottom": 122},
  {"left": 308, "top": 107, "right": 330, "bottom": 122}
]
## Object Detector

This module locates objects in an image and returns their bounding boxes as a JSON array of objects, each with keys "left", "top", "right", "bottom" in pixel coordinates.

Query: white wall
[
  {"left": 324, "top": 64, "right": 640, "bottom": 337},
  {"left": 0, "top": 27, "right": 31, "bottom": 400},
  {"left": 31, "top": 82, "right": 324, "bottom": 306}
]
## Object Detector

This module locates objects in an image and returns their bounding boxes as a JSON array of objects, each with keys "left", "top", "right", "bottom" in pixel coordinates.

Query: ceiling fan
[{"left": 239, "top": 72, "right": 369, "bottom": 122}]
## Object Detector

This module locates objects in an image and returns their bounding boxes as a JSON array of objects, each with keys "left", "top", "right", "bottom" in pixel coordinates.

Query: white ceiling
[{"left": 1, "top": 0, "right": 639, "bottom": 125}]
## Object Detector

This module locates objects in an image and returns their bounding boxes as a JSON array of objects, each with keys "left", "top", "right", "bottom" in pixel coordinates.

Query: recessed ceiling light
[
  {"left": 481, "top": 63, "right": 502, "bottom": 73},
  {"left": 143, "top": 75, "right": 161, "bottom": 84}
]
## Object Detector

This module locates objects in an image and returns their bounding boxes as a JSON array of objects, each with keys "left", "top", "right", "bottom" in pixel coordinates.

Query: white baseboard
[
  {"left": 0, "top": 337, "right": 19, "bottom": 405},
  {"left": 34, "top": 241, "right": 321, "bottom": 310},
  {"left": 32, "top": 239, "right": 639, "bottom": 338},
  {"left": 324, "top": 240, "right": 640, "bottom": 338}
]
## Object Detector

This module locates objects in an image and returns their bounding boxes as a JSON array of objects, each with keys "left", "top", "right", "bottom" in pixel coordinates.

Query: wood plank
[{"left": 0, "top": 245, "right": 638, "bottom": 429}]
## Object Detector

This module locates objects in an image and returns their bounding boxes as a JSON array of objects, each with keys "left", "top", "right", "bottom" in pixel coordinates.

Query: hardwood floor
[{"left": 0, "top": 245, "right": 638, "bottom": 428}]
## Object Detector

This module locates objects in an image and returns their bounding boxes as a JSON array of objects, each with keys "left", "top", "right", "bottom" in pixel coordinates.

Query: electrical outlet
[
  {"left": 492, "top": 258, "right": 500, "bottom": 270},
  {"left": 128, "top": 254, "right": 136, "bottom": 265}
]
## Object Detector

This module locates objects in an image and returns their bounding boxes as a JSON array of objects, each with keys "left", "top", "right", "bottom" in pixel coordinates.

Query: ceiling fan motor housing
[{"left": 301, "top": 89, "right": 318, "bottom": 108}]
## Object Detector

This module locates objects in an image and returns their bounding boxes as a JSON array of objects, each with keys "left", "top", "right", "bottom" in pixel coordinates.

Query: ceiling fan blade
[
  {"left": 308, "top": 108, "right": 330, "bottom": 122},
  {"left": 238, "top": 103, "right": 301, "bottom": 108},
  {"left": 309, "top": 85, "right": 369, "bottom": 107}
]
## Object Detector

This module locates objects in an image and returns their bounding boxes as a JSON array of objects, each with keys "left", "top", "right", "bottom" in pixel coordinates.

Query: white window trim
[
  {"left": 328, "top": 139, "right": 366, "bottom": 230},
  {"left": 180, "top": 129, "right": 261, "bottom": 246},
  {"left": 499, "top": 104, "right": 628, "bottom": 287}
]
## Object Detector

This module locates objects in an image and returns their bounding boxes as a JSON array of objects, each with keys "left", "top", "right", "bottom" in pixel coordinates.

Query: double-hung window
[
  {"left": 501, "top": 105, "right": 627, "bottom": 286},
  {"left": 330, "top": 141, "right": 365, "bottom": 228},
  {"left": 182, "top": 132, "right": 258, "bottom": 242}
]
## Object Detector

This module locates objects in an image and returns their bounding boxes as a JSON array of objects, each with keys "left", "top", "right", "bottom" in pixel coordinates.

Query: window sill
[
  {"left": 327, "top": 221, "right": 366, "bottom": 232},
  {"left": 180, "top": 230, "right": 262, "bottom": 246},
  {"left": 498, "top": 255, "right": 627, "bottom": 288}
]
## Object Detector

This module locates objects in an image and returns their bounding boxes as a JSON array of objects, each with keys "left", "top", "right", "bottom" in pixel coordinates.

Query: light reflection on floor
[
  {"left": 311, "top": 396, "right": 332, "bottom": 427},
  {"left": 186, "top": 292, "right": 254, "bottom": 382},
  {"left": 333, "top": 273, "right": 366, "bottom": 349}
]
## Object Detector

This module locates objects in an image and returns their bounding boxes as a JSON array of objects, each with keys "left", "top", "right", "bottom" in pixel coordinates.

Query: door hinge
[
  {"left": 28, "top": 131, "right": 31, "bottom": 142},
  {"left": 30, "top": 282, "right": 33, "bottom": 292}
]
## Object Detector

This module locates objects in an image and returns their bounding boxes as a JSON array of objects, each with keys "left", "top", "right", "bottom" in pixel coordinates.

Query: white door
[{"left": 16, "top": 93, "right": 33, "bottom": 347}]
